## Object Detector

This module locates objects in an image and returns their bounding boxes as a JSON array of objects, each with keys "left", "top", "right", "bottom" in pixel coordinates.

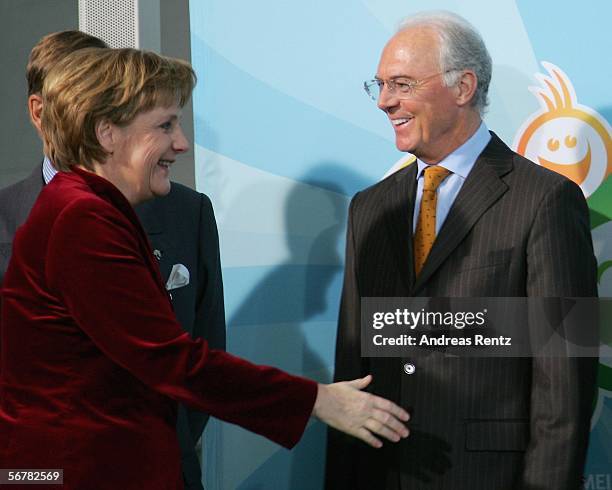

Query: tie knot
[{"left": 423, "top": 165, "right": 450, "bottom": 192}]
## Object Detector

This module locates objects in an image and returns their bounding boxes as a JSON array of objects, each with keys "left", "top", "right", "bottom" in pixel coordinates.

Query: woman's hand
[{"left": 312, "top": 375, "right": 410, "bottom": 448}]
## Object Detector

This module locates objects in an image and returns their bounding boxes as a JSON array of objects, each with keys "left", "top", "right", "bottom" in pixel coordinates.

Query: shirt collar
[
  {"left": 42, "top": 155, "right": 58, "bottom": 184},
  {"left": 416, "top": 121, "right": 491, "bottom": 179}
]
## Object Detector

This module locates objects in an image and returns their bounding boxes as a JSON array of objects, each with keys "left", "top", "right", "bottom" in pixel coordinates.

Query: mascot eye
[
  {"left": 547, "top": 138, "right": 560, "bottom": 151},
  {"left": 565, "top": 135, "right": 577, "bottom": 148}
]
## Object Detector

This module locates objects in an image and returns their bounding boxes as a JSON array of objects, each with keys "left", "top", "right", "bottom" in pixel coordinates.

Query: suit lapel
[
  {"left": 135, "top": 199, "right": 164, "bottom": 234},
  {"left": 122, "top": 205, "right": 170, "bottom": 299},
  {"left": 71, "top": 166, "right": 170, "bottom": 298},
  {"left": 384, "top": 164, "right": 418, "bottom": 292},
  {"left": 412, "top": 133, "right": 513, "bottom": 293},
  {"left": 135, "top": 199, "right": 172, "bottom": 283}
]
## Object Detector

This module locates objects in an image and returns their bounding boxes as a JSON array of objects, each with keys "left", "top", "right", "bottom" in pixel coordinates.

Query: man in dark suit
[
  {"left": 0, "top": 31, "right": 225, "bottom": 490},
  {"left": 326, "top": 11, "right": 598, "bottom": 490}
]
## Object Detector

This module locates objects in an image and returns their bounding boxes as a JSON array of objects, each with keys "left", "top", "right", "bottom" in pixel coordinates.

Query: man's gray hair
[{"left": 398, "top": 11, "right": 492, "bottom": 114}]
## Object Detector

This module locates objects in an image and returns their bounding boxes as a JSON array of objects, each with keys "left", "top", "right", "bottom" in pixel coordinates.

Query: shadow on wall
[
  {"left": 229, "top": 162, "right": 370, "bottom": 329},
  {"left": 229, "top": 162, "right": 370, "bottom": 490}
]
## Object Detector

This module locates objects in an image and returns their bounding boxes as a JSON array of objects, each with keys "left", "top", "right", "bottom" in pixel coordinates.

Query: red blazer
[{"left": 0, "top": 167, "right": 317, "bottom": 490}]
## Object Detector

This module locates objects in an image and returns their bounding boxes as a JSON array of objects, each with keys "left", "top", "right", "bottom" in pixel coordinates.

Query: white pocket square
[{"left": 166, "top": 264, "right": 190, "bottom": 291}]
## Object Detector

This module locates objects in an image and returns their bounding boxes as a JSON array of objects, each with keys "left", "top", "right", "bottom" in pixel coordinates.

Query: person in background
[
  {"left": 0, "top": 30, "right": 225, "bottom": 490},
  {"left": 326, "top": 10, "right": 597, "bottom": 490},
  {"left": 0, "top": 47, "right": 410, "bottom": 490}
]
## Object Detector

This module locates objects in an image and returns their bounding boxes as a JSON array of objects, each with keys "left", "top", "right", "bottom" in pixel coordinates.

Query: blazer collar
[
  {"left": 65, "top": 166, "right": 167, "bottom": 288},
  {"left": 135, "top": 197, "right": 165, "bottom": 235},
  {"left": 30, "top": 163, "right": 46, "bottom": 189},
  {"left": 68, "top": 166, "right": 137, "bottom": 221},
  {"left": 10, "top": 164, "right": 46, "bottom": 227},
  {"left": 411, "top": 132, "right": 513, "bottom": 293}
]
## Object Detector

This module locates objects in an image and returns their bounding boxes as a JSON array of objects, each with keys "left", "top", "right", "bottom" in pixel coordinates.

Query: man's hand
[{"left": 312, "top": 374, "right": 410, "bottom": 448}]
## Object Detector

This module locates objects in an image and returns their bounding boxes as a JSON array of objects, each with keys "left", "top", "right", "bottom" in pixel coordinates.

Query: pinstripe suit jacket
[{"left": 326, "top": 133, "right": 598, "bottom": 490}]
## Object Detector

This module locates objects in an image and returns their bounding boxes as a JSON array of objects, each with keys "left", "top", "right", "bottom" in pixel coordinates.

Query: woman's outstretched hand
[{"left": 312, "top": 375, "right": 410, "bottom": 448}]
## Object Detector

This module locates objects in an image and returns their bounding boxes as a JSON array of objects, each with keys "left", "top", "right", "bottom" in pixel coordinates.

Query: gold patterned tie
[{"left": 414, "top": 165, "right": 451, "bottom": 276}]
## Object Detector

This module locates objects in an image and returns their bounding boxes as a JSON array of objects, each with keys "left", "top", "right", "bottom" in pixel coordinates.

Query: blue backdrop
[{"left": 189, "top": 1, "right": 611, "bottom": 488}]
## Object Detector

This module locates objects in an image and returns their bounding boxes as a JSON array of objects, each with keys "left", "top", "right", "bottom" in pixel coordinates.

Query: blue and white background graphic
[{"left": 189, "top": 1, "right": 611, "bottom": 488}]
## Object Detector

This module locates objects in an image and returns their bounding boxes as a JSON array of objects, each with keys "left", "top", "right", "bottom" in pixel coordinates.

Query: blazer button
[{"left": 403, "top": 363, "right": 416, "bottom": 375}]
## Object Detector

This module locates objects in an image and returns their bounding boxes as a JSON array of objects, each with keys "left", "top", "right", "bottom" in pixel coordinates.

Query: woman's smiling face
[{"left": 101, "top": 104, "right": 189, "bottom": 205}]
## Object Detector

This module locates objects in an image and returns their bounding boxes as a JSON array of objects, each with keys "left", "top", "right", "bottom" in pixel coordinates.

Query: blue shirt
[
  {"left": 413, "top": 122, "right": 491, "bottom": 234},
  {"left": 42, "top": 155, "right": 58, "bottom": 184}
]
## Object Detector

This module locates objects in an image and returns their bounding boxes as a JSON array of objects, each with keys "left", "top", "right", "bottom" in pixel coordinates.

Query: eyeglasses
[{"left": 363, "top": 70, "right": 457, "bottom": 101}]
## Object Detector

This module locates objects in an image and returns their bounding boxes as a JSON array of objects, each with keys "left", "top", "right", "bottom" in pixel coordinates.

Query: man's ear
[
  {"left": 455, "top": 70, "right": 478, "bottom": 107},
  {"left": 95, "top": 119, "right": 116, "bottom": 155},
  {"left": 28, "top": 94, "right": 43, "bottom": 135}
]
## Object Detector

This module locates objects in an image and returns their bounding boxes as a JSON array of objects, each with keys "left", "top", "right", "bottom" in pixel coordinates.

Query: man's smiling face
[{"left": 376, "top": 26, "right": 464, "bottom": 163}]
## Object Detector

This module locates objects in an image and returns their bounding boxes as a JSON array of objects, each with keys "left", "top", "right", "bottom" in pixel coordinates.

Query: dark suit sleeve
[
  {"left": 0, "top": 243, "right": 10, "bottom": 321},
  {"left": 193, "top": 194, "right": 226, "bottom": 353},
  {"left": 189, "top": 195, "right": 227, "bottom": 438},
  {"left": 325, "top": 195, "right": 368, "bottom": 489},
  {"left": 522, "top": 178, "right": 598, "bottom": 490},
  {"left": 0, "top": 167, "right": 44, "bottom": 362},
  {"left": 177, "top": 405, "right": 204, "bottom": 490},
  {"left": 184, "top": 194, "right": 227, "bottom": 488}
]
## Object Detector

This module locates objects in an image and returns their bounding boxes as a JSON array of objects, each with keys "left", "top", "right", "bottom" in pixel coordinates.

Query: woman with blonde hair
[{"left": 0, "top": 48, "right": 408, "bottom": 490}]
